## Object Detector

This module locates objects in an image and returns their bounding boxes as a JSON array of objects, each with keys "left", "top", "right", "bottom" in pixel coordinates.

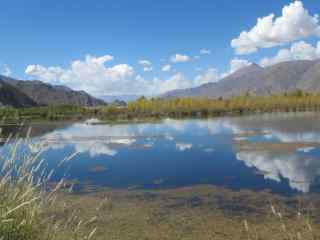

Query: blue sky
[{"left": 0, "top": 0, "right": 320, "bottom": 96}]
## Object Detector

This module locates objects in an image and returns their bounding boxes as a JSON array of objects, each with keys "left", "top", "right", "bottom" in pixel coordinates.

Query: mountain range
[
  {"left": 2, "top": 59, "right": 320, "bottom": 108},
  {"left": 163, "top": 59, "right": 320, "bottom": 98},
  {"left": 0, "top": 75, "right": 105, "bottom": 107}
]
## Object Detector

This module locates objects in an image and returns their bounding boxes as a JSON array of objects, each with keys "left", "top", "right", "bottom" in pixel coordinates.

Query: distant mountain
[
  {"left": 0, "top": 79, "right": 37, "bottom": 107},
  {"left": 0, "top": 75, "right": 105, "bottom": 107},
  {"left": 163, "top": 59, "right": 320, "bottom": 98},
  {"left": 100, "top": 94, "right": 141, "bottom": 103},
  {"left": 110, "top": 100, "right": 127, "bottom": 107}
]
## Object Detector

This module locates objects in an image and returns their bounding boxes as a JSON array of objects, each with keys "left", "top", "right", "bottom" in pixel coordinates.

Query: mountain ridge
[
  {"left": 163, "top": 59, "right": 320, "bottom": 98},
  {"left": 0, "top": 75, "right": 106, "bottom": 107},
  {"left": 0, "top": 79, "right": 37, "bottom": 107}
]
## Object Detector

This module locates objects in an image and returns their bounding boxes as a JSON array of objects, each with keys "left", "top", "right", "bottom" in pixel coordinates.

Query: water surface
[{"left": 1, "top": 112, "right": 320, "bottom": 195}]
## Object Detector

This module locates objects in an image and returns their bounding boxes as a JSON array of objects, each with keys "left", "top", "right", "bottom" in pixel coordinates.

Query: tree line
[
  {"left": 1, "top": 90, "right": 320, "bottom": 122},
  {"left": 98, "top": 90, "right": 320, "bottom": 120}
]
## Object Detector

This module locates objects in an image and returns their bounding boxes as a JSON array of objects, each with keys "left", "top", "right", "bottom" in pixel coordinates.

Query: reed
[{"left": 0, "top": 127, "right": 98, "bottom": 240}]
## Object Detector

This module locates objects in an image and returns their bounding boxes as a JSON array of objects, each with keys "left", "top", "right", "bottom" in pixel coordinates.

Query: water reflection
[
  {"left": 176, "top": 143, "right": 193, "bottom": 151},
  {"left": 1, "top": 112, "right": 320, "bottom": 194},
  {"left": 236, "top": 151, "right": 320, "bottom": 193}
]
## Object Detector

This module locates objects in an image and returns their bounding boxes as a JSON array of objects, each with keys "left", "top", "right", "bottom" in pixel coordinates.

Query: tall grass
[
  {"left": 0, "top": 127, "right": 98, "bottom": 240},
  {"left": 242, "top": 203, "right": 317, "bottom": 240}
]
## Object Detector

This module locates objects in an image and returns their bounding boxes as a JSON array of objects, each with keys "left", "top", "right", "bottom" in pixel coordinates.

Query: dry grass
[{"left": 0, "top": 127, "right": 99, "bottom": 240}]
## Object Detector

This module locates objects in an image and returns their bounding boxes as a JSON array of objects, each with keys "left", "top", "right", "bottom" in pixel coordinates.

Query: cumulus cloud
[
  {"left": 260, "top": 41, "right": 320, "bottom": 66},
  {"left": 139, "top": 60, "right": 151, "bottom": 66},
  {"left": 139, "top": 60, "right": 153, "bottom": 72},
  {"left": 194, "top": 68, "right": 219, "bottom": 85},
  {"left": 220, "top": 58, "right": 252, "bottom": 78},
  {"left": 192, "top": 59, "right": 252, "bottom": 86},
  {"left": 1, "top": 65, "right": 12, "bottom": 77},
  {"left": 229, "top": 58, "right": 252, "bottom": 73},
  {"left": 153, "top": 73, "right": 192, "bottom": 93},
  {"left": 231, "top": 1, "right": 320, "bottom": 54},
  {"left": 170, "top": 54, "right": 191, "bottom": 63},
  {"left": 200, "top": 49, "right": 211, "bottom": 55},
  {"left": 162, "top": 64, "right": 172, "bottom": 72},
  {"left": 23, "top": 53, "right": 254, "bottom": 96},
  {"left": 25, "top": 55, "right": 145, "bottom": 95},
  {"left": 25, "top": 54, "right": 209, "bottom": 95}
]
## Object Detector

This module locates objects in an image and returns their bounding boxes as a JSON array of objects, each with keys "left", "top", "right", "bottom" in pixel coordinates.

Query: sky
[{"left": 0, "top": 0, "right": 320, "bottom": 97}]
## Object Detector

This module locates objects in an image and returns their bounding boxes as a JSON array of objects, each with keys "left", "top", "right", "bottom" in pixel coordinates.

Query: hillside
[
  {"left": 0, "top": 75, "right": 105, "bottom": 107},
  {"left": 163, "top": 59, "right": 320, "bottom": 98},
  {"left": 0, "top": 79, "right": 37, "bottom": 107}
]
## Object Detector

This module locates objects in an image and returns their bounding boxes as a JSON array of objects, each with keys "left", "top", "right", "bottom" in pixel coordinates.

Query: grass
[{"left": 0, "top": 129, "right": 98, "bottom": 240}]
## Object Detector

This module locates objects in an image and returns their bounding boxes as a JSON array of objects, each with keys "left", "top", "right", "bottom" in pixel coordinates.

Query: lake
[{"left": 1, "top": 112, "right": 320, "bottom": 197}]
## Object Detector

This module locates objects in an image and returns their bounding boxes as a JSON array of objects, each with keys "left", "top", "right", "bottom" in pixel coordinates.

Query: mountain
[
  {"left": 0, "top": 79, "right": 37, "bottom": 107},
  {"left": 0, "top": 75, "right": 105, "bottom": 107},
  {"left": 163, "top": 59, "right": 320, "bottom": 98},
  {"left": 99, "top": 94, "right": 141, "bottom": 103}
]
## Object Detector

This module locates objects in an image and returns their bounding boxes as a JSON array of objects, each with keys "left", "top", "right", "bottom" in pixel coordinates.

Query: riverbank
[{"left": 2, "top": 91, "right": 320, "bottom": 124}]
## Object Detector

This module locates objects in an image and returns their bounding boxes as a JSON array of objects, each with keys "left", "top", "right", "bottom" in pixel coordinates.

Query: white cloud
[
  {"left": 153, "top": 73, "right": 192, "bottom": 93},
  {"left": 297, "top": 147, "right": 315, "bottom": 153},
  {"left": 229, "top": 58, "right": 252, "bottom": 73},
  {"left": 221, "top": 58, "right": 252, "bottom": 78},
  {"left": 170, "top": 54, "right": 191, "bottom": 63},
  {"left": 25, "top": 55, "right": 143, "bottom": 96},
  {"left": 1, "top": 65, "right": 12, "bottom": 77},
  {"left": 231, "top": 1, "right": 320, "bottom": 55},
  {"left": 260, "top": 41, "right": 320, "bottom": 66},
  {"left": 193, "top": 59, "right": 252, "bottom": 87},
  {"left": 176, "top": 142, "right": 193, "bottom": 151},
  {"left": 162, "top": 64, "right": 172, "bottom": 72},
  {"left": 200, "top": 49, "right": 211, "bottom": 55},
  {"left": 139, "top": 60, "right": 151, "bottom": 66},
  {"left": 139, "top": 60, "right": 153, "bottom": 72},
  {"left": 90, "top": 55, "right": 114, "bottom": 63},
  {"left": 237, "top": 151, "right": 320, "bottom": 193},
  {"left": 30, "top": 122, "right": 142, "bottom": 157},
  {"left": 23, "top": 54, "right": 252, "bottom": 96},
  {"left": 143, "top": 67, "right": 153, "bottom": 72},
  {"left": 194, "top": 68, "right": 219, "bottom": 85}
]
